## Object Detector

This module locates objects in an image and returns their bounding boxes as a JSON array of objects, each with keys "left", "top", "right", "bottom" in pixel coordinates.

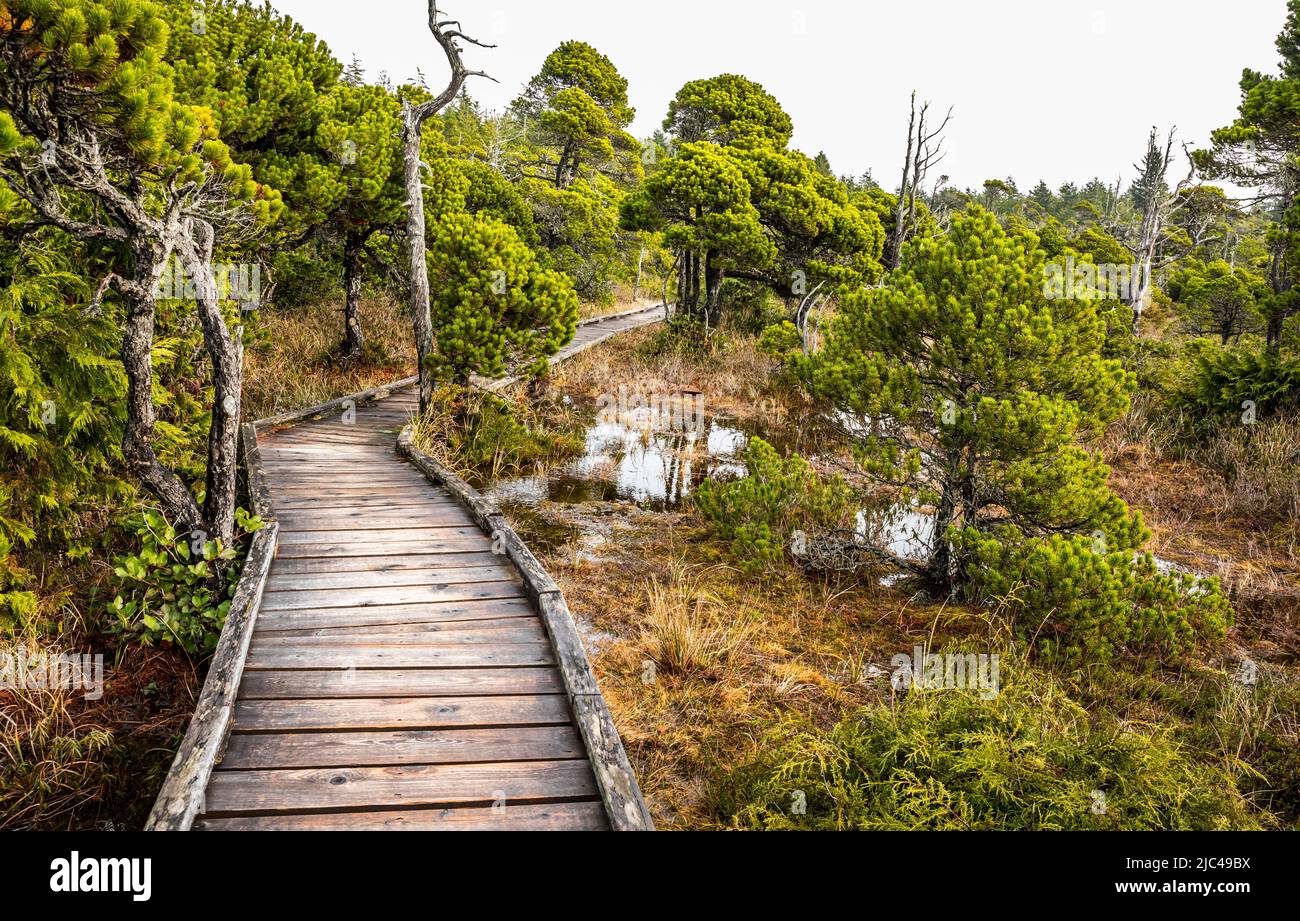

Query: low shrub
[
  {"left": 716, "top": 665, "right": 1264, "bottom": 830},
  {"left": 696, "top": 437, "right": 854, "bottom": 574},
  {"left": 636, "top": 313, "right": 736, "bottom": 362},
  {"left": 107, "top": 508, "right": 265, "bottom": 656},
  {"left": 954, "top": 526, "right": 1232, "bottom": 664},
  {"left": 1175, "top": 339, "right": 1300, "bottom": 421}
]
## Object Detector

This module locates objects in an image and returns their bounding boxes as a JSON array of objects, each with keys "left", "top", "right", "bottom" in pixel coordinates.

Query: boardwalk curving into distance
[{"left": 168, "top": 305, "right": 666, "bottom": 831}]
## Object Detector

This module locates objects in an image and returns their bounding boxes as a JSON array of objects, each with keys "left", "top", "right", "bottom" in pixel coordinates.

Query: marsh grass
[
  {"left": 0, "top": 640, "right": 195, "bottom": 830},
  {"left": 409, "top": 385, "right": 586, "bottom": 484},
  {"left": 243, "top": 295, "right": 416, "bottom": 421},
  {"left": 715, "top": 663, "right": 1266, "bottom": 831},
  {"left": 640, "top": 563, "right": 756, "bottom": 675}
]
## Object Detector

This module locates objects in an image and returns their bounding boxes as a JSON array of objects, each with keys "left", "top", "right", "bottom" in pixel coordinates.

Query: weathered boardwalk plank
[{"left": 179, "top": 305, "right": 664, "bottom": 832}]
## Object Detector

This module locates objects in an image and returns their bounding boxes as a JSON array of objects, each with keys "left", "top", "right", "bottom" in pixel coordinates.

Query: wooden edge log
[
  {"left": 395, "top": 428, "right": 500, "bottom": 528},
  {"left": 396, "top": 422, "right": 654, "bottom": 831},
  {"left": 149, "top": 424, "right": 281, "bottom": 829},
  {"left": 241, "top": 423, "right": 275, "bottom": 519},
  {"left": 535, "top": 591, "right": 651, "bottom": 830},
  {"left": 145, "top": 521, "right": 279, "bottom": 831},
  {"left": 253, "top": 375, "right": 419, "bottom": 431}
]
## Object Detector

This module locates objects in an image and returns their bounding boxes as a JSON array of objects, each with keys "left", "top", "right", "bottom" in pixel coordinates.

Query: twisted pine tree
[
  {"left": 0, "top": 0, "right": 280, "bottom": 550},
  {"left": 513, "top": 40, "right": 639, "bottom": 188},
  {"left": 423, "top": 213, "right": 578, "bottom": 387},
  {"left": 629, "top": 73, "right": 885, "bottom": 324},
  {"left": 622, "top": 141, "right": 773, "bottom": 324},
  {"left": 799, "top": 207, "right": 1230, "bottom": 660},
  {"left": 802, "top": 207, "right": 1145, "bottom": 583}
]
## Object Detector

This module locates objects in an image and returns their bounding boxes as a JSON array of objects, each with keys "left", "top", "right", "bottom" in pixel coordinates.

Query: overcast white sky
[{"left": 266, "top": 0, "right": 1289, "bottom": 192}]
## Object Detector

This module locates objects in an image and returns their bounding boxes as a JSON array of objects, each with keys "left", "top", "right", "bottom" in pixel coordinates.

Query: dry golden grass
[
  {"left": 639, "top": 563, "right": 755, "bottom": 675},
  {"left": 536, "top": 512, "right": 969, "bottom": 829},
  {"left": 0, "top": 641, "right": 197, "bottom": 830},
  {"left": 243, "top": 295, "right": 417, "bottom": 420},
  {"left": 1105, "top": 400, "right": 1300, "bottom": 659}
]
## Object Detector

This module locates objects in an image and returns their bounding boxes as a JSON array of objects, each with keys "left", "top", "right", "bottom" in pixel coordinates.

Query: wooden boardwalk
[{"left": 191, "top": 306, "right": 665, "bottom": 831}]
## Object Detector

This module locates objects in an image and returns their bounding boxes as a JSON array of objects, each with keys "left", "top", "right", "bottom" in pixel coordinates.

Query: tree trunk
[
  {"left": 1267, "top": 309, "right": 1284, "bottom": 352},
  {"left": 343, "top": 229, "right": 367, "bottom": 356},
  {"left": 925, "top": 446, "right": 964, "bottom": 595},
  {"left": 633, "top": 246, "right": 645, "bottom": 302},
  {"left": 704, "top": 251, "right": 724, "bottom": 327},
  {"left": 1268, "top": 239, "right": 1291, "bottom": 353},
  {"left": 403, "top": 102, "right": 437, "bottom": 412},
  {"left": 681, "top": 249, "right": 691, "bottom": 318},
  {"left": 121, "top": 245, "right": 207, "bottom": 540},
  {"left": 183, "top": 220, "right": 241, "bottom": 550}
]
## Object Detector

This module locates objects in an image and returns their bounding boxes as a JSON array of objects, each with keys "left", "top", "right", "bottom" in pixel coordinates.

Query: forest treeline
[{"left": 2, "top": 0, "right": 1300, "bottom": 829}]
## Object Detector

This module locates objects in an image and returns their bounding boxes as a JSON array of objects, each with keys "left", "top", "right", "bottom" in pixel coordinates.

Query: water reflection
[{"left": 487, "top": 417, "right": 752, "bottom": 511}]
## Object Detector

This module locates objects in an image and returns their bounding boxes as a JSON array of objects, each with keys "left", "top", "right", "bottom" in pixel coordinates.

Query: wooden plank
[
  {"left": 250, "top": 622, "right": 547, "bottom": 647},
  {"left": 269, "top": 507, "right": 467, "bottom": 522},
  {"left": 265, "top": 565, "right": 519, "bottom": 592},
  {"left": 196, "top": 801, "right": 607, "bottom": 831},
  {"left": 254, "top": 616, "right": 539, "bottom": 639},
  {"left": 275, "top": 539, "right": 493, "bottom": 558},
  {"left": 270, "top": 552, "right": 503, "bottom": 574},
  {"left": 259, "top": 582, "right": 524, "bottom": 612},
  {"left": 218, "top": 726, "right": 586, "bottom": 770},
  {"left": 265, "top": 476, "right": 433, "bottom": 489},
  {"left": 268, "top": 432, "right": 397, "bottom": 446},
  {"left": 271, "top": 505, "right": 465, "bottom": 521},
  {"left": 275, "top": 511, "right": 476, "bottom": 530},
  {"left": 238, "top": 666, "right": 565, "bottom": 699},
  {"left": 244, "top": 644, "right": 554, "bottom": 670},
  {"left": 203, "top": 760, "right": 598, "bottom": 815},
  {"left": 260, "top": 446, "right": 396, "bottom": 457},
  {"left": 230, "top": 694, "right": 572, "bottom": 731},
  {"left": 271, "top": 489, "right": 442, "bottom": 505},
  {"left": 270, "top": 482, "right": 437, "bottom": 495},
  {"left": 276, "top": 526, "right": 485, "bottom": 545},
  {"left": 254, "top": 598, "right": 537, "bottom": 631}
]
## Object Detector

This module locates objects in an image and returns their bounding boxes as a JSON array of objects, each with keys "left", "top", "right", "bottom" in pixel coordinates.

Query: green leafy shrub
[
  {"left": 954, "top": 526, "right": 1232, "bottom": 663},
  {"left": 1176, "top": 339, "right": 1300, "bottom": 420},
  {"left": 696, "top": 437, "right": 853, "bottom": 573},
  {"left": 108, "top": 508, "right": 264, "bottom": 655},
  {"left": 717, "top": 666, "right": 1264, "bottom": 830}
]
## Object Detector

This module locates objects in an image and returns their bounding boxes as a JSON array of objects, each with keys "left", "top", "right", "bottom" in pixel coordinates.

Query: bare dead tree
[
  {"left": 1124, "top": 127, "right": 1200, "bottom": 336},
  {"left": 796, "top": 281, "right": 827, "bottom": 356},
  {"left": 403, "top": 2, "right": 496, "bottom": 413},
  {"left": 888, "top": 92, "right": 954, "bottom": 269}
]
